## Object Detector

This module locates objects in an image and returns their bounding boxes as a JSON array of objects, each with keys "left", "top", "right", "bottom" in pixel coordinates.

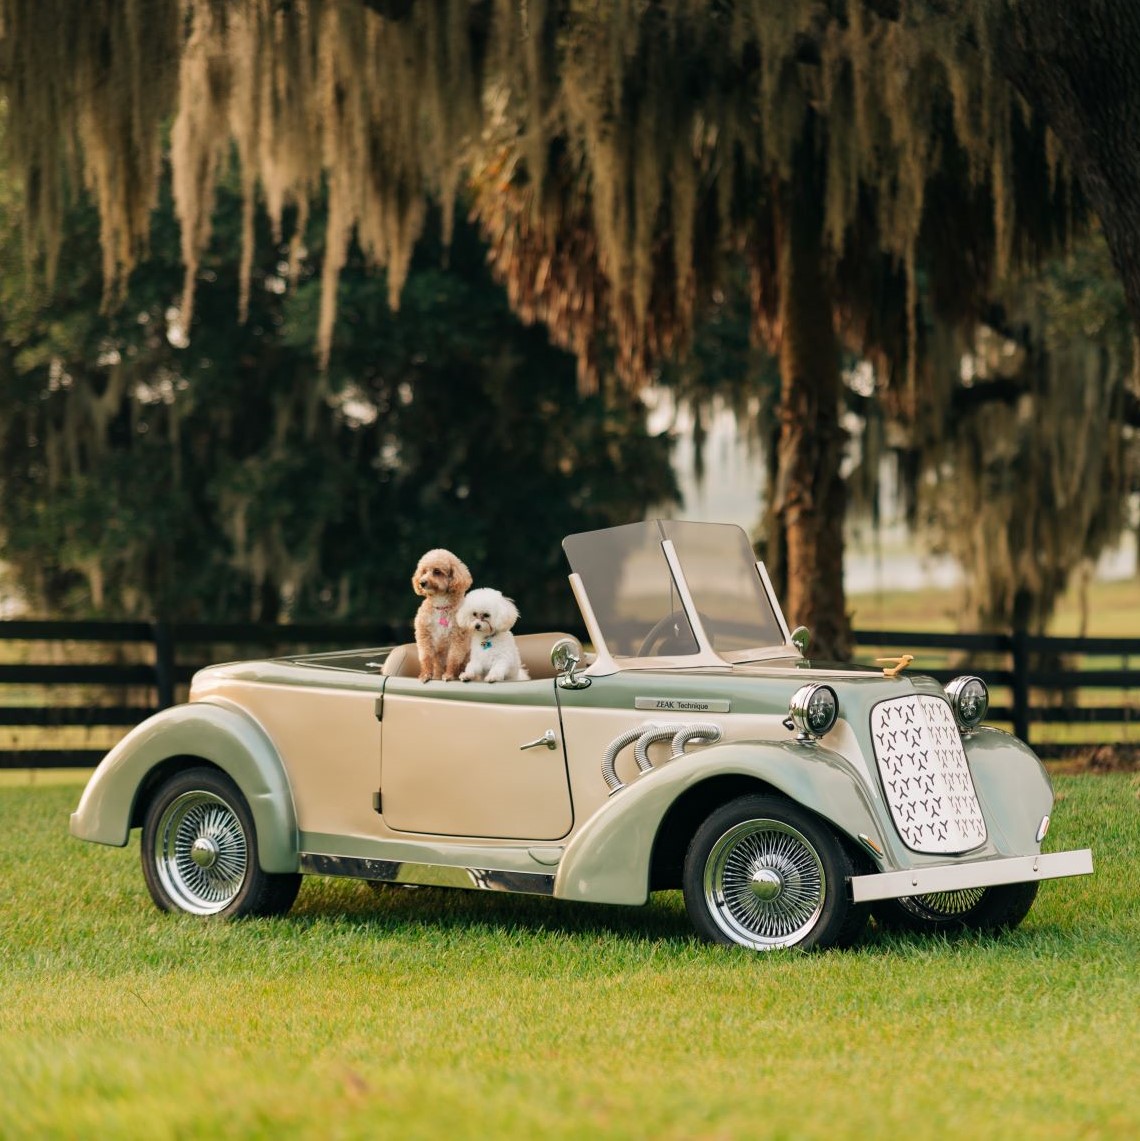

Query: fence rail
[{"left": 1, "top": 620, "right": 1136, "bottom": 769}]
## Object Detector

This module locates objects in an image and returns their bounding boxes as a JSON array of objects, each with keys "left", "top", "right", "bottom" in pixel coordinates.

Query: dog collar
[
  {"left": 433, "top": 604, "right": 451, "bottom": 627},
  {"left": 481, "top": 637, "right": 493, "bottom": 650}
]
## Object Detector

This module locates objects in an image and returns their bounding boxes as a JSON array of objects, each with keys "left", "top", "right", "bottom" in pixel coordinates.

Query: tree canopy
[
  {"left": 1, "top": 0, "right": 1136, "bottom": 640},
  {"left": 0, "top": 154, "right": 677, "bottom": 623}
]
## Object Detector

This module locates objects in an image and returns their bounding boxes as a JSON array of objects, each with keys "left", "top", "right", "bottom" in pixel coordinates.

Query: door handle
[{"left": 520, "top": 729, "right": 558, "bottom": 751}]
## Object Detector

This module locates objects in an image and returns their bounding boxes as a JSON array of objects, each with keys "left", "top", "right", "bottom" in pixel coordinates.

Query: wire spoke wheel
[
  {"left": 684, "top": 794, "right": 864, "bottom": 952},
  {"left": 154, "top": 791, "right": 249, "bottom": 914},
  {"left": 141, "top": 767, "right": 301, "bottom": 920},
  {"left": 899, "top": 888, "right": 986, "bottom": 921},
  {"left": 873, "top": 880, "right": 1039, "bottom": 935},
  {"left": 704, "top": 820, "right": 825, "bottom": 948}
]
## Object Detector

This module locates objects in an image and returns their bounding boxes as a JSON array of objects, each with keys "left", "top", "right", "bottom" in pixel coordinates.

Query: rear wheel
[
  {"left": 683, "top": 794, "right": 868, "bottom": 951},
  {"left": 141, "top": 767, "right": 301, "bottom": 918},
  {"left": 873, "top": 881, "right": 1039, "bottom": 935}
]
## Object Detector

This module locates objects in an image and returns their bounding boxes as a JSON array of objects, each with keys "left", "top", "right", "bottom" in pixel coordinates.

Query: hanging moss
[
  {"left": 4, "top": 0, "right": 1129, "bottom": 638},
  {"left": 0, "top": 1, "right": 1078, "bottom": 380},
  {"left": 0, "top": 0, "right": 179, "bottom": 299},
  {"left": 917, "top": 238, "right": 1134, "bottom": 633}
]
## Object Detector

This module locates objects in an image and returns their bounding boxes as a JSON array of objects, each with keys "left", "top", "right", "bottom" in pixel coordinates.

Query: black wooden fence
[
  {"left": 1, "top": 620, "right": 1136, "bottom": 768},
  {"left": 0, "top": 619, "right": 405, "bottom": 769}
]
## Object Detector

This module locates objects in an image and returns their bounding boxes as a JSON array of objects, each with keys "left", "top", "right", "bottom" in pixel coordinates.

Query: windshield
[{"left": 562, "top": 520, "right": 789, "bottom": 667}]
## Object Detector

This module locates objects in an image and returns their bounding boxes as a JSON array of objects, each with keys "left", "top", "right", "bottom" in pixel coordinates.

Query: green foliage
[
  {"left": 0, "top": 774, "right": 1137, "bottom": 1138},
  {"left": 0, "top": 161, "right": 678, "bottom": 624}
]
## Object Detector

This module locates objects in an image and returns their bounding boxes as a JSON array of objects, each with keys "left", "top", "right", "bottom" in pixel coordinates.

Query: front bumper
[{"left": 848, "top": 848, "right": 1094, "bottom": 904}]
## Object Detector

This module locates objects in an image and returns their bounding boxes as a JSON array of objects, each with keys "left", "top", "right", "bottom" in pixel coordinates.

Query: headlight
[
  {"left": 945, "top": 675, "right": 988, "bottom": 730},
  {"left": 789, "top": 683, "right": 839, "bottom": 739}
]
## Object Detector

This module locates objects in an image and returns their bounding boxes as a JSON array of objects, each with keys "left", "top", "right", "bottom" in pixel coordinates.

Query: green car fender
[
  {"left": 964, "top": 726, "right": 1055, "bottom": 854},
  {"left": 555, "top": 740, "right": 886, "bottom": 906},
  {"left": 69, "top": 699, "right": 299, "bottom": 873}
]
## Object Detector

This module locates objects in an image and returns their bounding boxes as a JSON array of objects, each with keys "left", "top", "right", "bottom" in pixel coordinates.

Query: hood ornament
[{"left": 876, "top": 653, "right": 914, "bottom": 679}]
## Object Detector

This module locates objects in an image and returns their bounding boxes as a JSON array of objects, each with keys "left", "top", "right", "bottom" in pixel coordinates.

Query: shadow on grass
[
  {"left": 286, "top": 877, "right": 700, "bottom": 945},
  {"left": 282, "top": 877, "right": 1075, "bottom": 956}
]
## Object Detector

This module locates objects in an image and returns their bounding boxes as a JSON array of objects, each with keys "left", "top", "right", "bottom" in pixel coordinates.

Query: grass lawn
[
  {"left": 1, "top": 773, "right": 1138, "bottom": 1140},
  {"left": 847, "top": 574, "right": 1140, "bottom": 638}
]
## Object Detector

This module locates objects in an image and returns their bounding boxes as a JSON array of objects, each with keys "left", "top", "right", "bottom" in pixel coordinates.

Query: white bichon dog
[{"left": 457, "top": 588, "right": 530, "bottom": 683}]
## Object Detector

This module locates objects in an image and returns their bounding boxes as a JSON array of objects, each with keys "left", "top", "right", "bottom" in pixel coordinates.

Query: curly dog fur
[{"left": 411, "top": 548, "right": 473, "bottom": 682}]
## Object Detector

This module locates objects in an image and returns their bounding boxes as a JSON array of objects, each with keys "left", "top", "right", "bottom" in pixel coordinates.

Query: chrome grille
[{"left": 870, "top": 695, "right": 987, "bottom": 854}]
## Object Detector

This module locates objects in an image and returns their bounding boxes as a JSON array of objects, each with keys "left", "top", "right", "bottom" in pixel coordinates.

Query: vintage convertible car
[{"left": 71, "top": 520, "right": 1093, "bottom": 951}]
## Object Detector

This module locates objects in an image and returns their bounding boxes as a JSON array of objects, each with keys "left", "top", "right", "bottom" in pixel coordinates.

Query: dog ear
[
  {"left": 450, "top": 557, "right": 473, "bottom": 595},
  {"left": 500, "top": 596, "right": 520, "bottom": 630},
  {"left": 455, "top": 599, "right": 475, "bottom": 629},
  {"left": 411, "top": 568, "right": 426, "bottom": 597}
]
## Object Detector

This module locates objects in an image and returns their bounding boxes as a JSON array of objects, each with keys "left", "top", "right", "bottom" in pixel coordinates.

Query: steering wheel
[{"left": 636, "top": 610, "right": 701, "bottom": 657}]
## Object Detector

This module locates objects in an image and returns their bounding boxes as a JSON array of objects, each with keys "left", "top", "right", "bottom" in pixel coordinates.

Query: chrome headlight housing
[
  {"left": 945, "top": 675, "right": 989, "bottom": 730},
  {"left": 789, "top": 683, "right": 839, "bottom": 739}
]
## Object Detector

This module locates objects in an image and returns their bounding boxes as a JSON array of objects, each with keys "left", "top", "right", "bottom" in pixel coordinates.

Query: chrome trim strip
[
  {"left": 300, "top": 853, "right": 556, "bottom": 896},
  {"left": 848, "top": 848, "right": 1094, "bottom": 904}
]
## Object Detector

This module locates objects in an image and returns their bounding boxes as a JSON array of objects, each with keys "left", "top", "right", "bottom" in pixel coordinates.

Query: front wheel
[
  {"left": 873, "top": 881, "right": 1039, "bottom": 935},
  {"left": 682, "top": 794, "right": 868, "bottom": 951},
  {"left": 141, "top": 767, "right": 301, "bottom": 918}
]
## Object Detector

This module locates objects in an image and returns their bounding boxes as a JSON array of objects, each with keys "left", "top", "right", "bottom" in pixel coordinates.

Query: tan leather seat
[
  {"left": 379, "top": 643, "right": 421, "bottom": 678},
  {"left": 381, "top": 633, "right": 583, "bottom": 681}
]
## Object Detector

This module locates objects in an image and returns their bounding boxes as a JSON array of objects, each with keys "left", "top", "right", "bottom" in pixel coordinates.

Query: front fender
[
  {"left": 965, "top": 726, "right": 1054, "bottom": 854},
  {"left": 69, "top": 699, "right": 299, "bottom": 873},
  {"left": 555, "top": 741, "right": 885, "bottom": 905}
]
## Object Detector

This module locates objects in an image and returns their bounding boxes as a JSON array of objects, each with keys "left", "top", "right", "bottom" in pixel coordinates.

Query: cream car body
[{"left": 71, "top": 520, "right": 1094, "bottom": 951}]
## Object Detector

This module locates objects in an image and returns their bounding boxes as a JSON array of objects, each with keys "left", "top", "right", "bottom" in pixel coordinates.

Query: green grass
[
  {"left": 848, "top": 574, "right": 1140, "bottom": 638},
  {"left": 1, "top": 776, "right": 1138, "bottom": 1139}
]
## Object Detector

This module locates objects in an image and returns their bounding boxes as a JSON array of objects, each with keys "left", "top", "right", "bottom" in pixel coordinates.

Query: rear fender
[
  {"left": 555, "top": 741, "right": 884, "bottom": 905},
  {"left": 69, "top": 699, "right": 299, "bottom": 873}
]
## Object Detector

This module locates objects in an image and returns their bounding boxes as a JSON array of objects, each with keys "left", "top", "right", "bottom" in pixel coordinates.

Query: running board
[{"left": 300, "top": 852, "right": 555, "bottom": 896}]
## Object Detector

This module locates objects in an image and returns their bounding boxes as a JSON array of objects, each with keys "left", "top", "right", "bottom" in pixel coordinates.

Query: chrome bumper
[{"left": 848, "top": 848, "right": 1094, "bottom": 904}]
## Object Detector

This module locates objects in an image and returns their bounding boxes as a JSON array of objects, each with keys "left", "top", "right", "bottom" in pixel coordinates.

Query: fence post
[
  {"left": 1011, "top": 630, "right": 1030, "bottom": 745},
  {"left": 152, "top": 621, "right": 175, "bottom": 709}
]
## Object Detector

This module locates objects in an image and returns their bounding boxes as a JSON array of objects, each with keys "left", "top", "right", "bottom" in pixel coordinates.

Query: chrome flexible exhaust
[{"left": 603, "top": 721, "right": 724, "bottom": 793}]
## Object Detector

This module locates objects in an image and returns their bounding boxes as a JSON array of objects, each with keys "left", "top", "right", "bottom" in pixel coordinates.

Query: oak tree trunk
[{"left": 770, "top": 142, "right": 850, "bottom": 661}]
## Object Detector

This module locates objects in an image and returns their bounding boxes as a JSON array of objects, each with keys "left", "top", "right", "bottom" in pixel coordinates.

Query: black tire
[
  {"left": 682, "top": 794, "right": 868, "bottom": 951},
  {"left": 873, "top": 881, "right": 1039, "bottom": 935},
  {"left": 141, "top": 767, "right": 301, "bottom": 918}
]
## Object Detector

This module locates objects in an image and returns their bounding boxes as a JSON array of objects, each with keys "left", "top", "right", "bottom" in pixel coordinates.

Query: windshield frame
[{"left": 563, "top": 520, "right": 798, "bottom": 674}]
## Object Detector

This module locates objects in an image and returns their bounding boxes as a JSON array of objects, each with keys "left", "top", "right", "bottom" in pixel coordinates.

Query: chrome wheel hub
[
  {"left": 703, "top": 819, "right": 826, "bottom": 949},
  {"left": 190, "top": 836, "right": 220, "bottom": 869},
  {"left": 153, "top": 790, "right": 248, "bottom": 915},
  {"left": 750, "top": 868, "right": 784, "bottom": 902}
]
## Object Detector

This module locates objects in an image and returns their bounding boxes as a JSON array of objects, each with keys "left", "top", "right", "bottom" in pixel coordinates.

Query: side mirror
[
  {"left": 791, "top": 626, "right": 812, "bottom": 655},
  {"left": 551, "top": 637, "right": 590, "bottom": 689}
]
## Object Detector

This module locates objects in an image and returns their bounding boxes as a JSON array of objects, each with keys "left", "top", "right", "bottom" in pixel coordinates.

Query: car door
[{"left": 379, "top": 677, "right": 573, "bottom": 839}]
